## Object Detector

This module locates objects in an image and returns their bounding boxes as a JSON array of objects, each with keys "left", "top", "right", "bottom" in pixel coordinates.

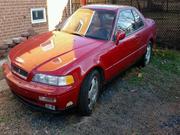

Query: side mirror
[{"left": 115, "top": 30, "right": 126, "bottom": 45}]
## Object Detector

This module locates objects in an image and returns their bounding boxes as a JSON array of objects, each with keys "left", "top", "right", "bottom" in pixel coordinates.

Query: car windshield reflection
[{"left": 61, "top": 8, "right": 116, "bottom": 40}]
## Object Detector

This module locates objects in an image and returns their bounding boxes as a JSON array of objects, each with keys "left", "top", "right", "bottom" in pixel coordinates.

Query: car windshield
[{"left": 61, "top": 8, "right": 116, "bottom": 40}]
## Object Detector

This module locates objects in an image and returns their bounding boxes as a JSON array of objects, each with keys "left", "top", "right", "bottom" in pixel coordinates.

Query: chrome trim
[
  {"left": 11, "top": 65, "right": 28, "bottom": 79},
  {"left": 12, "top": 70, "right": 27, "bottom": 80}
]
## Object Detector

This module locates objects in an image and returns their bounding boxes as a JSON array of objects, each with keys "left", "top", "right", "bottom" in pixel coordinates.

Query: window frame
[
  {"left": 116, "top": 9, "right": 136, "bottom": 36},
  {"left": 131, "top": 9, "right": 144, "bottom": 30},
  {"left": 30, "top": 8, "right": 47, "bottom": 24},
  {"left": 114, "top": 8, "right": 145, "bottom": 38}
]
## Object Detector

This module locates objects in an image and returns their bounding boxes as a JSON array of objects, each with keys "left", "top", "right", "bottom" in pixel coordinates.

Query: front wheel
[{"left": 78, "top": 70, "right": 101, "bottom": 116}]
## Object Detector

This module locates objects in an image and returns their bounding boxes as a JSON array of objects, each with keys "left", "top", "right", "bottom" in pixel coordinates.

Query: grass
[
  {"left": 152, "top": 49, "right": 180, "bottom": 75},
  {"left": 0, "top": 116, "right": 10, "bottom": 123},
  {"left": 124, "top": 49, "right": 180, "bottom": 102}
]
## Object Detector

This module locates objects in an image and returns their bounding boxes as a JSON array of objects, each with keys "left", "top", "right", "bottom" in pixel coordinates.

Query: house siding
[{"left": 0, "top": 0, "right": 48, "bottom": 46}]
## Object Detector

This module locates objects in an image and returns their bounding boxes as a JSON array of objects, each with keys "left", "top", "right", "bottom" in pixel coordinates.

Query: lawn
[
  {"left": 125, "top": 49, "right": 180, "bottom": 102},
  {"left": 0, "top": 49, "right": 179, "bottom": 135}
]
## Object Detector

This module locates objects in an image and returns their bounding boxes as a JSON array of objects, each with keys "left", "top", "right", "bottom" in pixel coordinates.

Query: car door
[
  {"left": 131, "top": 9, "right": 149, "bottom": 57},
  {"left": 103, "top": 9, "right": 141, "bottom": 80}
]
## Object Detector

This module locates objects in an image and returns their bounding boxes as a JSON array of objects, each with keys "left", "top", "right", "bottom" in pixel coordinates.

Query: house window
[{"left": 31, "top": 8, "right": 46, "bottom": 24}]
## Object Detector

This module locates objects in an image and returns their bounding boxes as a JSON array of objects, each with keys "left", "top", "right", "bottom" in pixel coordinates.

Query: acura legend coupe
[{"left": 3, "top": 5, "right": 156, "bottom": 115}]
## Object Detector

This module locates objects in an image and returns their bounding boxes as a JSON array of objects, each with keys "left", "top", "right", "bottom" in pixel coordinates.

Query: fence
[
  {"left": 62, "top": 0, "right": 180, "bottom": 50},
  {"left": 124, "top": 0, "right": 180, "bottom": 50}
]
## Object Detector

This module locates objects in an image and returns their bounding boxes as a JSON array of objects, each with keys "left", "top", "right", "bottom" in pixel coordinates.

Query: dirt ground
[
  {"left": 0, "top": 49, "right": 179, "bottom": 135},
  {"left": 0, "top": 68, "right": 3, "bottom": 80}
]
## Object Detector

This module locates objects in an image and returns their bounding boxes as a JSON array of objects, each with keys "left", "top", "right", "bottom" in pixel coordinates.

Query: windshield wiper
[
  {"left": 61, "top": 30, "right": 84, "bottom": 37},
  {"left": 70, "top": 32, "right": 84, "bottom": 37},
  {"left": 85, "top": 35, "right": 104, "bottom": 40}
]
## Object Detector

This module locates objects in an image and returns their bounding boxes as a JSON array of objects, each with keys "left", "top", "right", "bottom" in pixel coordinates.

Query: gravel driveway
[{"left": 0, "top": 49, "right": 179, "bottom": 135}]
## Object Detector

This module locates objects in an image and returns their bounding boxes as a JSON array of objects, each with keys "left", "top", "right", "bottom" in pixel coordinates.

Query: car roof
[{"left": 83, "top": 4, "right": 131, "bottom": 12}]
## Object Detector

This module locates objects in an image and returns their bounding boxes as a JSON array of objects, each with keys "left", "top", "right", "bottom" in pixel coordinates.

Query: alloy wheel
[
  {"left": 88, "top": 76, "right": 99, "bottom": 110},
  {"left": 145, "top": 43, "right": 152, "bottom": 65}
]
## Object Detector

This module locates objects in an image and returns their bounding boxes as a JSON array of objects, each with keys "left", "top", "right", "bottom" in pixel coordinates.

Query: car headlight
[{"left": 33, "top": 74, "right": 74, "bottom": 86}]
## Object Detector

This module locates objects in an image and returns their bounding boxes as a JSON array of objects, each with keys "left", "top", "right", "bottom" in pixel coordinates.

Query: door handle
[
  {"left": 134, "top": 34, "right": 141, "bottom": 45},
  {"left": 135, "top": 34, "right": 140, "bottom": 39},
  {"left": 135, "top": 34, "right": 141, "bottom": 41}
]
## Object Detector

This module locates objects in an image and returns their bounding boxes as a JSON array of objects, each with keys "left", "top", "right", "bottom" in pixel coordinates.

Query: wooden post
[
  {"left": 131, "top": 0, "right": 133, "bottom": 6},
  {"left": 147, "top": 0, "right": 151, "bottom": 9},
  {"left": 80, "top": 0, "right": 87, "bottom": 5},
  {"left": 112, "top": 0, "right": 116, "bottom": 4},
  {"left": 166, "top": 0, "right": 169, "bottom": 12},
  {"left": 136, "top": 0, "right": 141, "bottom": 11}
]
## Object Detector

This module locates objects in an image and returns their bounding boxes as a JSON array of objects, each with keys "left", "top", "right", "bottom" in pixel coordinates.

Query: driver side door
[{"left": 104, "top": 9, "right": 140, "bottom": 80}]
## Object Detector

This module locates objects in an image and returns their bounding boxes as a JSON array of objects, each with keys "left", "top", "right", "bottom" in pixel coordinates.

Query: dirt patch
[
  {"left": 0, "top": 68, "right": 3, "bottom": 80},
  {"left": 0, "top": 49, "right": 179, "bottom": 135},
  {"left": 0, "top": 58, "right": 6, "bottom": 80}
]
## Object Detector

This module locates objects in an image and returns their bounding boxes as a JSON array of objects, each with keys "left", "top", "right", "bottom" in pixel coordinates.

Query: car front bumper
[{"left": 2, "top": 63, "right": 80, "bottom": 111}]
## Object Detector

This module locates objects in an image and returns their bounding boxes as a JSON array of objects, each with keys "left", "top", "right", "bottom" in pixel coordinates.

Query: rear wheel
[
  {"left": 78, "top": 70, "right": 101, "bottom": 115},
  {"left": 139, "top": 41, "right": 153, "bottom": 67}
]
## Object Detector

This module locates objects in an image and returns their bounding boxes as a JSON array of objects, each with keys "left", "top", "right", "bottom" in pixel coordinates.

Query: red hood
[{"left": 9, "top": 31, "right": 104, "bottom": 72}]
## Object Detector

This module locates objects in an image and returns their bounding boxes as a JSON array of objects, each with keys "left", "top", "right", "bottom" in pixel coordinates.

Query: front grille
[{"left": 12, "top": 64, "right": 28, "bottom": 79}]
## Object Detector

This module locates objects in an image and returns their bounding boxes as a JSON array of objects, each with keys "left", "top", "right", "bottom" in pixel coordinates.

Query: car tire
[
  {"left": 78, "top": 70, "right": 101, "bottom": 116},
  {"left": 139, "top": 41, "right": 153, "bottom": 67}
]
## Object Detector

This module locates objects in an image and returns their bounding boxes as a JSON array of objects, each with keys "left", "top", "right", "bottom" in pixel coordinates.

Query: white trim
[
  {"left": 70, "top": 0, "right": 72, "bottom": 15},
  {"left": 31, "top": 8, "right": 46, "bottom": 24}
]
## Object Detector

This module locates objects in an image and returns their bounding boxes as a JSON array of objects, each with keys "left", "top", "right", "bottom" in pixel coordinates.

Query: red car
[{"left": 3, "top": 5, "right": 156, "bottom": 115}]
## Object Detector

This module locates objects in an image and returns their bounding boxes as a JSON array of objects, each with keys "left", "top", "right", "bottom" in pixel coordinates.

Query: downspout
[{"left": 70, "top": 0, "right": 72, "bottom": 15}]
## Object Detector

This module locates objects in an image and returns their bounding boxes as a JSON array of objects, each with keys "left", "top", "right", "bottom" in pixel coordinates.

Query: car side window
[
  {"left": 132, "top": 10, "right": 144, "bottom": 30},
  {"left": 116, "top": 9, "right": 136, "bottom": 35}
]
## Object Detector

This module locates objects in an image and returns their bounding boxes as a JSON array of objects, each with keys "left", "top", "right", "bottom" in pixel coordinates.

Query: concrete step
[
  {"left": 0, "top": 50, "right": 6, "bottom": 58},
  {"left": 0, "top": 45, "right": 8, "bottom": 50}
]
